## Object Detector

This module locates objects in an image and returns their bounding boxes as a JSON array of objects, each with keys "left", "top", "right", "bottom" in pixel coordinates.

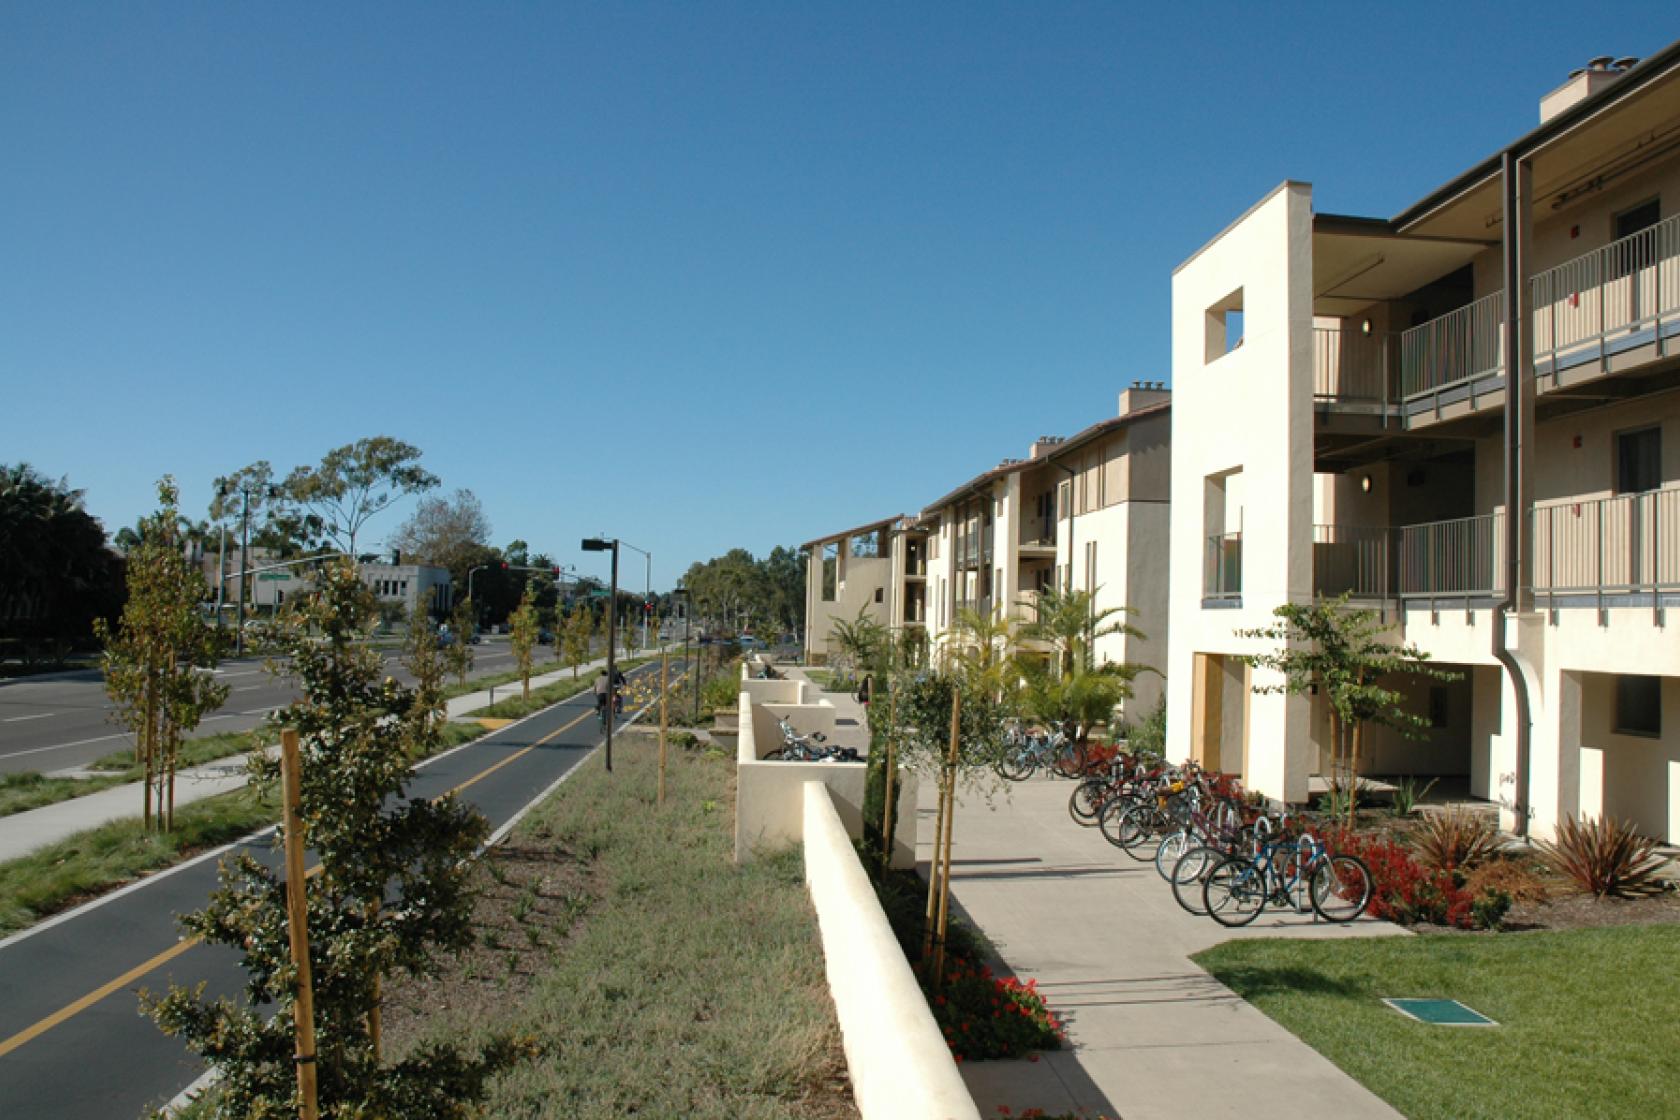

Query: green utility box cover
[{"left": 1382, "top": 998, "right": 1498, "bottom": 1026}]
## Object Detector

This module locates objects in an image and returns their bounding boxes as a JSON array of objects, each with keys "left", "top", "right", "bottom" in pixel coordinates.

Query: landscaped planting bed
[
  {"left": 386, "top": 729, "right": 857, "bottom": 1119},
  {"left": 1196, "top": 925, "right": 1680, "bottom": 1120}
]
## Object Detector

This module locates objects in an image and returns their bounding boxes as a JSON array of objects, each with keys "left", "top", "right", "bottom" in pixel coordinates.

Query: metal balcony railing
[
  {"left": 1204, "top": 532, "right": 1242, "bottom": 600},
  {"left": 1312, "top": 524, "right": 1395, "bottom": 600},
  {"left": 1398, "top": 512, "right": 1505, "bottom": 600},
  {"left": 1313, "top": 325, "right": 1393, "bottom": 405},
  {"left": 1533, "top": 488, "right": 1680, "bottom": 600},
  {"left": 1532, "top": 212, "right": 1680, "bottom": 381},
  {"left": 1400, "top": 290, "right": 1506, "bottom": 402}
]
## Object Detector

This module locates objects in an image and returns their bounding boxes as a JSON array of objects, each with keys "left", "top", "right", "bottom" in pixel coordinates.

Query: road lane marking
[
  {"left": 0, "top": 732, "right": 129, "bottom": 762},
  {"left": 0, "top": 660, "right": 685, "bottom": 1061},
  {"left": 232, "top": 686, "right": 263, "bottom": 693},
  {"left": 2, "top": 712, "right": 57, "bottom": 722}
]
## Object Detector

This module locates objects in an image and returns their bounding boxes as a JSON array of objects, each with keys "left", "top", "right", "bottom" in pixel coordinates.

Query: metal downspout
[{"left": 1493, "top": 150, "right": 1534, "bottom": 840}]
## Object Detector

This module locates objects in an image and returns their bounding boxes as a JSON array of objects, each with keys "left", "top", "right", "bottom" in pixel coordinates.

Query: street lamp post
[
  {"left": 618, "top": 541, "right": 651, "bottom": 653},
  {"left": 670, "top": 588, "right": 692, "bottom": 721},
  {"left": 581, "top": 537, "right": 619, "bottom": 772}
]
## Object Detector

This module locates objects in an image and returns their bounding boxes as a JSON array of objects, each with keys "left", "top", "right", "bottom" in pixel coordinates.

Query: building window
[
  {"left": 1205, "top": 287, "right": 1245, "bottom": 363},
  {"left": 1615, "top": 675, "right": 1662, "bottom": 738},
  {"left": 874, "top": 587, "right": 884, "bottom": 604},
  {"left": 822, "top": 543, "right": 838, "bottom": 601},
  {"left": 1428, "top": 687, "right": 1449, "bottom": 729}
]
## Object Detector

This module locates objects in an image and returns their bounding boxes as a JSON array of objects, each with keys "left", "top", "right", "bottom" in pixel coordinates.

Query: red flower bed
[
  {"left": 1323, "top": 826, "right": 1475, "bottom": 929},
  {"left": 921, "top": 956, "right": 1067, "bottom": 1061}
]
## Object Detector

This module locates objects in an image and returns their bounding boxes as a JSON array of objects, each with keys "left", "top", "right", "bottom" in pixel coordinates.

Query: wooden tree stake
[
  {"left": 881, "top": 684, "right": 897, "bottom": 869},
  {"left": 932, "top": 688, "right": 961, "bottom": 986},
  {"left": 280, "top": 729, "right": 320, "bottom": 1120},
  {"left": 658, "top": 651, "right": 669, "bottom": 806}
]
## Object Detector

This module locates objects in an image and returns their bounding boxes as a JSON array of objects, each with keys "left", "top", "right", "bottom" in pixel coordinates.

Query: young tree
[
  {"left": 96, "top": 478, "right": 229, "bottom": 831},
  {"left": 1240, "top": 595, "right": 1458, "bottom": 824},
  {"left": 446, "top": 596, "right": 476, "bottom": 688},
  {"left": 509, "top": 581, "right": 540, "bottom": 701},
  {"left": 404, "top": 607, "right": 448, "bottom": 757},
  {"left": 281, "top": 436, "right": 439, "bottom": 555},
  {"left": 561, "top": 605, "right": 592, "bottom": 680},
  {"left": 148, "top": 558, "right": 518, "bottom": 1115},
  {"left": 829, "top": 605, "right": 887, "bottom": 687}
]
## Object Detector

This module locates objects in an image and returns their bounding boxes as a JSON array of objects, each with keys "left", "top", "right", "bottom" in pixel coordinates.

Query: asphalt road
[
  {"left": 0, "top": 654, "right": 688, "bottom": 1119},
  {"left": 0, "top": 637, "right": 608, "bottom": 776}
]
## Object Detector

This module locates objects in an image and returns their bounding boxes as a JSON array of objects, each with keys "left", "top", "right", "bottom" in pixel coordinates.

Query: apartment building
[
  {"left": 802, "top": 516, "right": 929, "bottom": 663},
  {"left": 920, "top": 385, "right": 1172, "bottom": 718},
  {"left": 1167, "top": 47, "right": 1680, "bottom": 843}
]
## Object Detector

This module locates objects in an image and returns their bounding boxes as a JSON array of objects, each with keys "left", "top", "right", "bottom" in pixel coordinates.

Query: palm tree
[{"left": 1017, "top": 585, "right": 1140, "bottom": 676}]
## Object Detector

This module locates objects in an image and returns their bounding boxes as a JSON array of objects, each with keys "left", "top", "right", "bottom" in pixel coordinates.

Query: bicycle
[
  {"left": 1201, "top": 829, "right": 1373, "bottom": 927},
  {"left": 994, "top": 723, "right": 1087, "bottom": 782}
]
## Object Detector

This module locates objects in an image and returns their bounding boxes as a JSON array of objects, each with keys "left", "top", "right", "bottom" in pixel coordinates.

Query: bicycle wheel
[
  {"left": 1068, "top": 779, "right": 1107, "bottom": 826},
  {"left": 1170, "top": 845, "right": 1221, "bottom": 916},
  {"left": 1114, "top": 804, "right": 1162, "bottom": 861},
  {"left": 1050, "top": 739, "right": 1088, "bottom": 780},
  {"left": 1153, "top": 830, "right": 1190, "bottom": 881},
  {"left": 994, "top": 748, "right": 1036, "bottom": 782},
  {"left": 1310, "top": 855, "right": 1374, "bottom": 923},
  {"left": 1203, "top": 854, "right": 1269, "bottom": 927}
]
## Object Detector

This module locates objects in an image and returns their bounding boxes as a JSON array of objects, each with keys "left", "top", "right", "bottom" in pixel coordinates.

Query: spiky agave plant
[{"left": 1535, "top": 814, "right": 1666, "bottom": 898}]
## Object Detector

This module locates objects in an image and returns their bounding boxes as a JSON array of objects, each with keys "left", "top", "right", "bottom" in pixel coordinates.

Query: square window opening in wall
[
  {"left": 1615, "top": 674, "right": 1662, "bottom": 738},
  {"left": 1205, "top": 287, "right": 1245, "bottom": 364}
]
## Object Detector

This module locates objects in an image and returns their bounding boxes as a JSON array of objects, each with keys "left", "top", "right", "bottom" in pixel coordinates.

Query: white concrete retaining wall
[
  {"left": 734, "top": 692, "right": 917, "bottom": 867},
  {"left": 802, "top": 781, "right": 980, "bottom": 1120}
]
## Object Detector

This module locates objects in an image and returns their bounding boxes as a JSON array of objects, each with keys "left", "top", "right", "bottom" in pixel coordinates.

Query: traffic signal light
[
  {"left": 500, "top": 562, "right": 509, "bottom": 571},
  {"left": 551, "top": 566, "right": 561, "bottom": 578}
]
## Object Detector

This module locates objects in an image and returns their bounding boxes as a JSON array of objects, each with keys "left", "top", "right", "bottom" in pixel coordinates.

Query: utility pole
[
  {"left": 619, "top": 541, "right": 652, "bottom": 653},
  {"left": 235, "top": 486, "right": 251, "bottom": 656}
]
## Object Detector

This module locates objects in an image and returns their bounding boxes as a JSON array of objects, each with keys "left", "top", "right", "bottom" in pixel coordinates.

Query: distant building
[{"left": 196, "top": 547, "right": 452, "bottom": 619}]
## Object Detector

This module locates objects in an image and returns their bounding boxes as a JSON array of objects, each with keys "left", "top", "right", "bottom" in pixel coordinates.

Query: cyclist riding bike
[{"left": 594, "top": 669, "right": 613, "bottom": 727}]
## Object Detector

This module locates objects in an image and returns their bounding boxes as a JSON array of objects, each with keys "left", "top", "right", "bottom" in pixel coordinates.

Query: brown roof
[
  {"left": 799, "top": 514, "right": 907, "bottom": 551},
  {"left": 917, "top": 398, "right": 1171, "bottom": 518}
]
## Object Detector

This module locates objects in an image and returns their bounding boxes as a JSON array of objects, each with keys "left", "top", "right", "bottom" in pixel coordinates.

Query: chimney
[
  {"left": 1028, "top": 435, "right": 1065, "bottom": 460},
  {"left": 1118, "top": 379, "right": 1170, "bottom": 417},
  {"left": 1540, "top": 55, "right": 1638, "bottom": 123}
]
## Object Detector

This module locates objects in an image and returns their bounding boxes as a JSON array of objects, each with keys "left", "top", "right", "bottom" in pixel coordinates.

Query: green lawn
[{"left": 1195, "top": 926, "right": 1680, "bottom": 1120}]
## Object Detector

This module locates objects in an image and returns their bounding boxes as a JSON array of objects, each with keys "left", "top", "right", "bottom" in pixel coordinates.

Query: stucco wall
[{"left": 1167, "top": 181, "right": 1316, "bottom": 802}]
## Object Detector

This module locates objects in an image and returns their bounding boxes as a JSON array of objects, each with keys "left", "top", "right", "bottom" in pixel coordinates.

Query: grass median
[
  {"left": 386, "top": 732, "right": 855, "bottom": 1119},
  {"left": 470, "top": 657, "right": 653, "bottom": 721},
  {"left": 1195, "top": 925, "right": 1680, "bottom": 1120},
  {"left": 0, "top": 730, "right": 269, "bottom": 819},
  {"left": 0, "top": 721, "right": 490, "bottom": 937}
]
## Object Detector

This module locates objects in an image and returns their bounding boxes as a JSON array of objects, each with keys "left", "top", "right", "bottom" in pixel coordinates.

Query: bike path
[{"left": 0, "top": 656, "right": 686, "bottom": 1120}]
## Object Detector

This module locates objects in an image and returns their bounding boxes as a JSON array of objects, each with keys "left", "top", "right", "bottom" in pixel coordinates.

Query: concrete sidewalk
[
  {"left": 924, "top": 777, "right": 1406, "bottom": 1120},
  {"left": 0, "top": 649, "right": 655, "bottom": 864}
]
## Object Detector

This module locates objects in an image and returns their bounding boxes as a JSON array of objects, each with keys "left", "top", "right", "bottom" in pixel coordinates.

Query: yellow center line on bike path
[{"left": 0, "top": 667, "right": 690, "bottom": 1062}]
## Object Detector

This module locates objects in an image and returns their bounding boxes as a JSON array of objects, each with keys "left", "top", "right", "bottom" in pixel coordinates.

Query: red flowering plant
[
  {"left": 923, "top": 955, "right": 1067, "bottom": 1061},
  {"left": 1321, "top": 826, "right": 1478, "bottom": 929}
]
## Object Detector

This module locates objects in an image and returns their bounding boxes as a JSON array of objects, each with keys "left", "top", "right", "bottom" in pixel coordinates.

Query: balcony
[
  {"left": 1313, "top": 324, "right": 1393, "bottom": 410},
  {"left": 1397, "top": 513, "right": 1504, "bottom": 603},
  {"left": 1203, "top": 532, "right": 1242, "bottom": 604},
  {"left": 1533, "top": 212, "right": 1680, "bottom": 385},
  {"left": 1396, "top": 212, "right": 1680, "bottom": 425},
  {"left": 1312, "top": 524, "right": 1395, "bottom": 600},
  {"left": 1399, "top": 291, "right": 1506, "bottom": 420},
  {"left": 1533, "top": 488, "right": 1680, "bottom": 606}
]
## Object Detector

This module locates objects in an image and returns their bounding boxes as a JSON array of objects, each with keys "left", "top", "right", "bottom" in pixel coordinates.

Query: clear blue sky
[{"left": 4, "top": 4, "right": 1675, "bottom": 590}]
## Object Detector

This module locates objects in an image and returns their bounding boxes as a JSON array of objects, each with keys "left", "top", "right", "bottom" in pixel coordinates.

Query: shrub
[
  {"left": 1463, "top": 855, "right": 1550, "bottom": 904},
  {"left": 1535, "top": 814, "right": 1667, "bottom": 898},
  {"left": 1471, "top": 888, "right": 1513, "bottom": 932},
  {"left": 1411, "top": 807, "right": 1503, "bottom": 871},
  {"left": 927, "top": 957, "right": 1066, "bottom": 1061},
  {"left": 1325, "top": 827, "right": 1475, "bottom": 929},
  {"left": 1388, "top": 775, "right": 1437, "bottom": 817}
]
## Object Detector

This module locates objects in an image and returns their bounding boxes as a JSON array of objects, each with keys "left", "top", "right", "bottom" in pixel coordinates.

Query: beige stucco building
[
  {"left": 918, "top": 385, "right": 1172, "bottom": 721},
  {"left": 802, "top": 516, "right": 929, "bottom": 664},
  {"left": 1167, "top": 48, "right": 1680, "bottom": 842}
]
